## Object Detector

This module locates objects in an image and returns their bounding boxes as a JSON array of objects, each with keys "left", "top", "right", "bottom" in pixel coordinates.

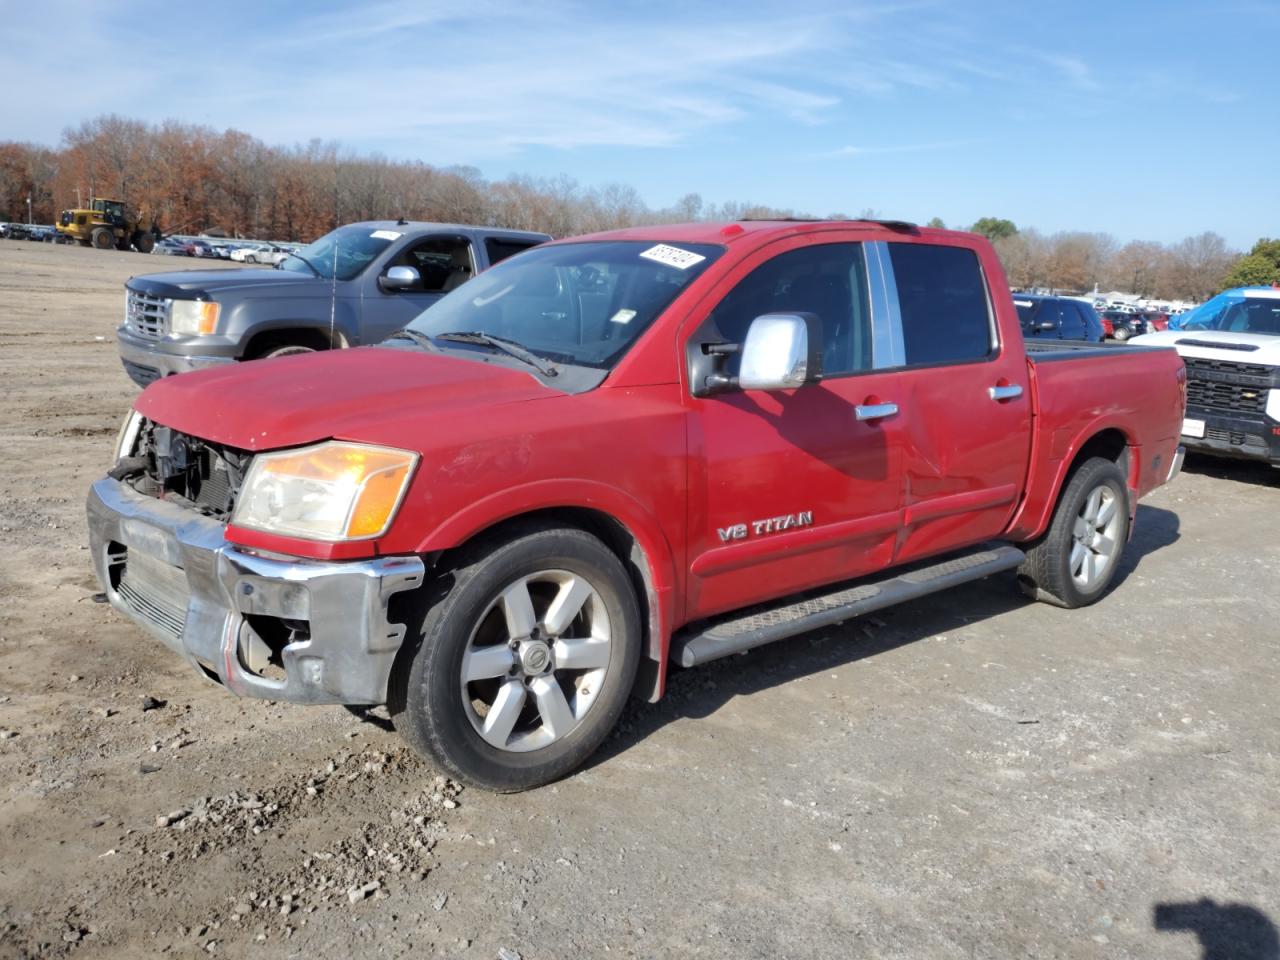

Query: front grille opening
[
  {"left": 116, "top": 420, "right": 250, "bottom": 521},
  {"left": 238, "top": 616, "right": 310, "bottom": 683}
]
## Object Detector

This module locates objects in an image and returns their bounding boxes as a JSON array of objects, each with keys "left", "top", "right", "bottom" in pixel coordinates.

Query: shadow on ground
[
  {"left": 592, "top": 503, "right": 1180, "bottom": 765},
  {"left": 1181, "top": 452, "right": 1278, "bottom": 488},
  {"left": 1155, "top": 898, "right": 1280, "bottom": 960}
]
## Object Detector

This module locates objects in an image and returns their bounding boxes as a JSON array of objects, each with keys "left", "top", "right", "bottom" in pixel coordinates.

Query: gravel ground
[{"left": 0, "top": 241, "right": 1277, "bottom": 960}]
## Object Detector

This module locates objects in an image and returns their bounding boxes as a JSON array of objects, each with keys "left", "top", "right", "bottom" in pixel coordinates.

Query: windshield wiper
[
  {"left": 434, "top": 331, "right": 558, "bottom": 377},
  {"left": 284, "top": 251, "right": 323, "bottom": 278},
  {"left": 387, "top": 328, "right": 438, "bottom": 351}
]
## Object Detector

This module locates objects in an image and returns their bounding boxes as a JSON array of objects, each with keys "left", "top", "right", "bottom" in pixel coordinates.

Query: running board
[{"left": 672, "top": 545, "right": 1026, "bottom": 668}]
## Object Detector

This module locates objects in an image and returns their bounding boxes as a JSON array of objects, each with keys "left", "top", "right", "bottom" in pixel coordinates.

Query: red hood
[{"left": 135, "top": 347, "right": 558, "bottom": 450}]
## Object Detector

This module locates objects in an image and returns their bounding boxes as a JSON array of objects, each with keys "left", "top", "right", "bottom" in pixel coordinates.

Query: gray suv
[{"left": 117, "top": 221, "right": 550, "bottom": 387}]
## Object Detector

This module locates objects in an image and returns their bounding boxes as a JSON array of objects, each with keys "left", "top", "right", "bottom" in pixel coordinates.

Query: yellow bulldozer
[{"left": 56, "top": 197, "right": 160, "bottom": 253}]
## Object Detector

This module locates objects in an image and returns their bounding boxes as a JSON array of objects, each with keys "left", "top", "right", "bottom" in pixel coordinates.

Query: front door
[
  {"left": 364, "top": 235, "right": 476, "bottom": 343},
  {"left": 683, "top": 237, "right": 907, "bottom": 621}
]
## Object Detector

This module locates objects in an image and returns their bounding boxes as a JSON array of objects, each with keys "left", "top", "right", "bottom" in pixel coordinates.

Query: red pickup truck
[{"left": 88, "top": 220, "right": 1187, "bottom": 790}]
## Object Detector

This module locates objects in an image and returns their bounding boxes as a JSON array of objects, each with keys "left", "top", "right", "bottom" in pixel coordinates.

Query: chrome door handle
[
  {"left": 855, "top": 402, "right": 899, "bottom": 421},
  {"left": 989, "top": 384, "right": 1024, "bottom": 401}
]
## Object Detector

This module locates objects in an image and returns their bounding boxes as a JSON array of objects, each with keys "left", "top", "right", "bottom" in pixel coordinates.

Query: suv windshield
[
  {"left": 1177, "top": 292, "right": 1280, "bottom": 335},
  {"left": 278, "top": 224, "right": 400, "bottom": 281},
  {"left": 404, "top": 240, "right": 724, "bottom": 369}
]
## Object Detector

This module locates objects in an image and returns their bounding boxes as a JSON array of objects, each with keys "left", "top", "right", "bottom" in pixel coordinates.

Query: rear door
[
  {"left": 683, "top": 235, "right": 907, "bottom": 620},
  {"left": 876, "top": 240, "right": 1033, "bottom": 563}
]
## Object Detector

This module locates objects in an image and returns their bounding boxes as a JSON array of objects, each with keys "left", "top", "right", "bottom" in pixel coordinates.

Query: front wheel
[
  {"left": 390, "top": 525, "right": 641, "bottom": 792},
  {"left": 1017, "top": 457, "right": 1129, "bottom": 608},
  {"left": 258, "top": 343, "right": 316, "bottom": 360},
  {"left": 1113, "top": 327, "right": 1130, "bottom": 342}
]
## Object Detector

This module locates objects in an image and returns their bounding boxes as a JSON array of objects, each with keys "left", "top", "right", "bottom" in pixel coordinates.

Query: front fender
[{"left": 416, "top": 479, "right": 680, "bottom": 694}]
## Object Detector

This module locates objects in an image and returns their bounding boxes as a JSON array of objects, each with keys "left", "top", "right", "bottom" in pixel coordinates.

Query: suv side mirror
[
  {"left": 380, "top": 265, "right": 421, "bottom": 292},
  {"left": 1036, "top": 320, "right": 1057, "bottom": 332},
  {"left": 738, "top": 313, "right": 824, "bottom": 391}
]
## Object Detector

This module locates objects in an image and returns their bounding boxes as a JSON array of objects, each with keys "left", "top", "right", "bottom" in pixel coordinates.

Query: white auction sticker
[
  {"left": 610, "top": 309, "right": 637, "bottom": 325},
  {"left": 371, "top": 230, "right": 403, "bottom": 241},
  {"left": 639, "top": 244, "right": 705, "bottom": 270}
]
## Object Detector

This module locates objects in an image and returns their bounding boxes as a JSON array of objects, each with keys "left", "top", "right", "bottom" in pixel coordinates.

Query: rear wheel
[
  {"left": 133, "top": 232, "right": 155, "bottom": 254},
  {"left": 1018, "top": 457, "right": 1129, "bottom": 608},
  {"left": 1113, "top": 326, "right": 1130, "bottom": 342},
  {"left": 90, "top": 227, "right": 115, "bottom": 250},
  {"left": 389, "top": 525, "right": 641, "bottom": 792}
]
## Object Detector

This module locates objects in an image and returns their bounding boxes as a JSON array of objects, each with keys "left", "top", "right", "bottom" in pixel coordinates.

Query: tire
[
  {"left": 1113, "top": 327, "right": 1130, "bottom": 342},
  {"left": 133, "top": 232, "right": 155, "bottom": 254},
  {"left": 389, "top": 524, "right": 642, "bottom": 792},
  {"left": 257, "top": 344, "right": 316, "bottom": 360},
  {"left": 90, "top": 227, "right": 115, "bottom": 250},
  {"left": 1017, "top": 457, "right": 1129, "bottom": 608}
]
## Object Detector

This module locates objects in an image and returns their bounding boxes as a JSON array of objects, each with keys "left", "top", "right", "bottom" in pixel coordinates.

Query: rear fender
[{"left": 1005, "top": 416, "right": 1140, "bottom": 542}]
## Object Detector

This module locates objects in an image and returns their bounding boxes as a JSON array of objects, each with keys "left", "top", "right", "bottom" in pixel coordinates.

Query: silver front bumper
[
  {"left": 117, "top": 328, "right": 235, "bottom": 387},
  {"left": 86, "top": 477, "right": 425, "bottom": 704}
]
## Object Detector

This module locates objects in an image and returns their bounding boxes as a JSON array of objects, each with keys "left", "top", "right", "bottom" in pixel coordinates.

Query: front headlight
[
  {"left": 232, "top": 442, "right": 418, "bottom": 541},
  {"left": 114, "top": 409, "right": 143, "bottom": 461},
  {"left": 169, "top": 299, "right": 220, "bottom": 335},
  {"left": 1268, "top": 389, "right": 1280, "bottom": 422}
]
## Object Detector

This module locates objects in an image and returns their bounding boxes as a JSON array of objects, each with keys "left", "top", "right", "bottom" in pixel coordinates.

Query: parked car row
[
  {"left": 2, "top": 223, "right": 74, "bottom": 243},
  {"left": 153, "top": 237, "right": 301, "bottom": 261}
]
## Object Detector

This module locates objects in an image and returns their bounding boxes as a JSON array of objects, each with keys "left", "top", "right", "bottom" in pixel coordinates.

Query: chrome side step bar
[{"left": 671, "top": 545, "right": 1026, "bottom": 668}]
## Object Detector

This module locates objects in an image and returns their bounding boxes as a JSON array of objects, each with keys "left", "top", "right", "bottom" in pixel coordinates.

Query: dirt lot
[{"left": 0, "top": 240, "right": 1278, "bottom": 960}]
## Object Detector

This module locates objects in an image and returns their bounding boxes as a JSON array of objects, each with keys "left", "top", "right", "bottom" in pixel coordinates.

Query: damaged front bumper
[{"left": 86, "top": 477, "right": 425, "bottom": 705}]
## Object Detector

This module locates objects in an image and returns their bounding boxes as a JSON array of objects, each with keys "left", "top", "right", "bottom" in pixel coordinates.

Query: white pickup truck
[{"left": 1133, "top": 286, "right": 1280, "bottom": 467}]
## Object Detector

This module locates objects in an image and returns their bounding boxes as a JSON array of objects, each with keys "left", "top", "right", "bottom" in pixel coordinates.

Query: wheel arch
[
  {"left": 243, "top": 325, "right": 348, "bottom": 358},
  {"left": 1007, "top": 422, "right": 1137, "bottom": 542},
  {"left": 416, "top": 486, "right": 679, "bottom": 702}
]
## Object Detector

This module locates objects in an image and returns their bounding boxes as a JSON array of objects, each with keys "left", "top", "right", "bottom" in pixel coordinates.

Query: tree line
[{"left": 1, "top": 115, "right": 1273, "bottom": 301}]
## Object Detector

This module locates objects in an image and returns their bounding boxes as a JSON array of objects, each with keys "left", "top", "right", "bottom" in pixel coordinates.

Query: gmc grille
[{"left": 124, "top": 289, "right": 169, "bottom": 340}]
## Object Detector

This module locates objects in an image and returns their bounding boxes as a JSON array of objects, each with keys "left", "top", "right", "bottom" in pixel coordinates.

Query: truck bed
[{"left": 1004, "top": 340, "right": 1185, "bottom": 541}]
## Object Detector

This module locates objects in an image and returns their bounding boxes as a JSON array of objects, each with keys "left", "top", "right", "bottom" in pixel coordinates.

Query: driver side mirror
[
  {"left": 1036, "top": 320, "right": 1057, "bottom": 332},
  {"left": 379, "top": 265, "right": 421, "bottom": 292},
  {"left": 738, "top": 313, "right": 824, "bottom": 391}
]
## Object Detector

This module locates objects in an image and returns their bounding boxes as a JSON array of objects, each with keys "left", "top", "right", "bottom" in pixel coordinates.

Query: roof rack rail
[{"left": 737, "top": 216, "right": 918, "bottom": 232}]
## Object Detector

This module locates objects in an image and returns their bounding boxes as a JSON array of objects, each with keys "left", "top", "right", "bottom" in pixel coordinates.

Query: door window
[
  {"left": 889, "top": 243, "right": 994, "bottom": 364},
  {"left": 399, "top": 236, "right": 476, "bottom": 292},
  {"left": 703, "top": 243, "right": 873, "bottom": 378}
]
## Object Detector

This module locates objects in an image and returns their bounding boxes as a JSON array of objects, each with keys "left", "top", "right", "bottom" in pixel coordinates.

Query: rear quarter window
[
  {"left": 889, "top": 243, "right": 994, "bottom": 365},
  {"left": 485, "top": 237, "right": 544, "bottom": 266}
]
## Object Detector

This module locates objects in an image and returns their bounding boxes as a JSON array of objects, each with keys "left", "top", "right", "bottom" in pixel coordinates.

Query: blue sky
[{"left": 1, "top": 0, "right": 1276, "bottom": 247}]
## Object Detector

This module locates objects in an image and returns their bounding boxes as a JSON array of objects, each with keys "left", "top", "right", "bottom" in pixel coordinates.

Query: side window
[
  {"left": 399, "top": 236, "right": 475, "bottom": 293},
  {"left": 704, "top": 243, "right": 872, "bottom": 378},
  {"left": 1068, "top": 302, "right": 1092, "bottom": 339},
  {"left": 485, "top": 237, "right": 542, "bottom": 266},
  {"left": 889, "top": 243, "right": 994, "bottom": 365}
]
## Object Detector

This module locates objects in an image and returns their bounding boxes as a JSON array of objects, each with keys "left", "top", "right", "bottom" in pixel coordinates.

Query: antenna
[{"left": 330, "top": 238, "right": 339, "bottom": 347}]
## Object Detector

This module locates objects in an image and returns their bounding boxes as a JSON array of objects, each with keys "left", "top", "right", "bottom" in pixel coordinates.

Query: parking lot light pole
[{"left": 27, "top": 195, "right": 32, "bottom": 225}]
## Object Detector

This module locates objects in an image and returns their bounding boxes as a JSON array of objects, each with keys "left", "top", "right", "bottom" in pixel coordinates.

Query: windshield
[
  {"left": 1175, "top": 292, "right": 1280, "bottom": 335},
  {"left": 404, "top": 240, "right": 724, "bottom": 369},
  {"left": 278, "top": 224, "right": 402, "bottom": 281}
]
